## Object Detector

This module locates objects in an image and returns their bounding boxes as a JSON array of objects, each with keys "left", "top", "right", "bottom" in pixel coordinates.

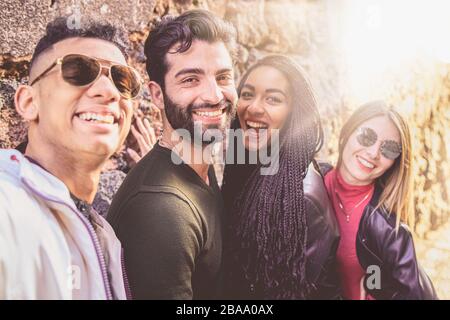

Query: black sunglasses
[
  {"left": 356, "top": 127, "right": 402, "bottom": 160},
  {"left": 30, "top": 54, "right": 142, "bottom": 99}
]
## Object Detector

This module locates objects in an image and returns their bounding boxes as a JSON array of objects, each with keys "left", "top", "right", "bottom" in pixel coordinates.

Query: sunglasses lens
[
  {"left": 111, "top": 65, "right": 141, "bottom": 99},
  {"left": 356, "top": 127, "right": 377, "bottom": 147},
  {"left": 381, "top": 140, "right": 402, "bottom": 160},
  {"left": 61, "top": 55, "right": 100, "bottom": 86}
]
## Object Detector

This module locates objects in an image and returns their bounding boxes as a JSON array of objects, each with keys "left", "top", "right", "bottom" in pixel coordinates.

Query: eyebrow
[
  {"left": 175, "top": 67, "right": 233, "bottom": 78},
  {"left": 266, "top": 88, "right": 287, "bottom": 97},
  {"left": 175, "top": 68, "right": 205, "bottom": 78},
  {"left": 242, "top": 84, "right": 255, "bottom": 91},
  {"left": 241, "top": 84, "right": 287, "bottom": 97},
  {"left": 216, "top": 68, "right": 233, "bottom": 75}
]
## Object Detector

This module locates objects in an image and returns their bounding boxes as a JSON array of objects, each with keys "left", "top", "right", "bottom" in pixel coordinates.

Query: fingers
[
  {"left": 150, "top": 103, "right": 162, "bottom": 122},
  {"left": 130, "top": 109, "right": 158, "bottom": 160},
  {"left": 143, "top": 118, "right": 157, "bottom": 146},
  {"left": 127, "top": 147, "right": 142, "bottom": 163},
  {"left": 136, "top": 116, "right": 152, "bottom": 146},
  {"left": 131, "top": 124, "right": 150, "bottom": 156},
  {"left": 359, "top": 276, "right": 367, "bottom": 300}
]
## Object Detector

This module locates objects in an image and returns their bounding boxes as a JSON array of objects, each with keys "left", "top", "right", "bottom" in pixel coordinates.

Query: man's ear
[
  {"left": 14, "top": 85, "right": 39, "bottom": 121},
  {"left": 148, "top": 81, "right": 164, "bottom": 111}
]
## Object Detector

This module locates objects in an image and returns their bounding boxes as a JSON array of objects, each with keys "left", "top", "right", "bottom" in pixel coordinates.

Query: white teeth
[
  {"left": 358, "top": 156, "right": 375, "bottom": 169},
  {"left": 78, "top": 112, "right": 115, "bottom": 124},
  {"left": 194, "top": 110, "right": 223, "bottom": 117},
  {"left": 246, "top": 121, "right": 268, "bottom": 129}
]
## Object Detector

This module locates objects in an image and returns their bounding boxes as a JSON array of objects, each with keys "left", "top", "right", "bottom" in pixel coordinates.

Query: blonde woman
[{"left": 321, "top": 101, "right": 437, "bottom": 300}]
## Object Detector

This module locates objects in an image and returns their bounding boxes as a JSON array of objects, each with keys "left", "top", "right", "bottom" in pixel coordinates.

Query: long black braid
[{"left": 222, "top": 55, "right": 323, "bottom": 299}]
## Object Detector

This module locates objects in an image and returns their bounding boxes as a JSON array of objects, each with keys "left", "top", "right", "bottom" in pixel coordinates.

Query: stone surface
[
  {"left": 416, "top": 221, "right": 450, "bottom": 299},
  {"left": 93, "top": 169, "right": 127, "bottom": 218},
  {"left": 225, "top": 0, "right": 269, "bottom": 49},
  {"left": 0, "top": 79, "right": 27, "bottom": 149},
  {"left": 0, "top": 0, "right": 158, "bottom": 57}
]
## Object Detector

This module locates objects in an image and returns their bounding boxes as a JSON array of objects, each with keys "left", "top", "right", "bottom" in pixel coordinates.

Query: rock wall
[{"left": 1, "top": 0, "right": 449, "bottom": 237}]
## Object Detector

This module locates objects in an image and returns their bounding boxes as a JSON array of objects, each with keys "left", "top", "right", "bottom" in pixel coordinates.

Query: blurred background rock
[{"left": 1, "top": 0, "right": 448, "bottom": 298}]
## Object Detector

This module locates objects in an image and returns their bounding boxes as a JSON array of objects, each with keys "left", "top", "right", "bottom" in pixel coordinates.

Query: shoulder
[
  {"left": 364, "top": 203, "right": 411, "bottom": 237},
  {"left": 109, "top": 189, "right": 206, "bottom": 255},
  {"left": 0, "top": 149, "right": 23, "bottom": 178},
  {"left": 362, "top": 204, "right": 414, "bottom": 258},
  {"left": 303, "top": 163, "right": 339, "bottom": 237},
  {"left": 108, "top": 187, "right": 202, "bottom": 231},
  {"left": 303, "top": 162, "right": 330, "bottom": 210},
  {"left": 315, "top": 160, "right": 334, "bottom": 178},
  {"left": 0, "top": 160, "right": 55, "bottom": 252},
  {"left": 112, "top": 149, "right": 197, "bottom": 203},
  {"left": 116, "top": 184, "right": 197, "bottom": 213},
  {"left": 0, "top": 157, "right": 37, "bottom": 213}
]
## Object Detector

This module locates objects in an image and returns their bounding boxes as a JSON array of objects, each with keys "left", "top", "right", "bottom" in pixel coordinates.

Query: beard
[{"left": 163, "top": 90, "right": 236, "bottom": 146}]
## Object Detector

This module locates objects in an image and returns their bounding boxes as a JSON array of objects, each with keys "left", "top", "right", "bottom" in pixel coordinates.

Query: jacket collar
[
  {"left": 318, "top": 161, "right": 384, "bottom": 209},
  {"left": 0, "top": 149, "right": 76, "bottom": 210},
  {"left": 368, "top": 182, "right": 383, "bottom": 207}
]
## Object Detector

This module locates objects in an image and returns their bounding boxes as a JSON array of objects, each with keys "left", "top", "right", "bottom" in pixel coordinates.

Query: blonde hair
[{"left": 337, "top": 100, "right": 414, "bottom": 230}]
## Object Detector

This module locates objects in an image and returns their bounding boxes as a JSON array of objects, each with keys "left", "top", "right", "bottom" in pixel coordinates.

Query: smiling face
[
  {"left": 339, "top": 115, "right": 401, "bottom": 186},
  {"left": 162, "top": 40, "right": 237, "bottom": 144},
  {"left": 28, "top": 37, "right": 134, "bottom": 159},
  {"left": 237, "top": 65, "right": 292, "bottom": 151}
]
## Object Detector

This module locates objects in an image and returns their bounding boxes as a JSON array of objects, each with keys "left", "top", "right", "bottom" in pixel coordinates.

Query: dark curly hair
[
  {"left": 30, "top": 15, "right": 130, "bottom": 71},
  {"left": 144, "top": 9, "right": 237, "bottom": 90},
  {"left": 222, "top": 55, "right": 323, "bottom": 299}
]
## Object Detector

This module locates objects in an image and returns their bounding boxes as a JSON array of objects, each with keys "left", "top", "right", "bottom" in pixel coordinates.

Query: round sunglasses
[
  {"left": 356, "top": 127, "right": 402, "bottom": 160},
  {"left": 30, "top": 54, "right": 142, "bottom": 99}
]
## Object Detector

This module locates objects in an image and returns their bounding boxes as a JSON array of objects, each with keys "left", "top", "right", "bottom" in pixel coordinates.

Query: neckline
[
  {"left": 155, "top": 142, "right": 218, "bottom": 193},
  {"left": 24, "top": 155, "right": 50, "bottom": 174},
  {"left": 335, "top": 169, "right": 374, "bottom": 194}
]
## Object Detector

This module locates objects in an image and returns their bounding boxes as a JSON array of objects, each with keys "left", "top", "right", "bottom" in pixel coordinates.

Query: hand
[
  {"left": 127, "top": 113, "right": 157, "bottom": 164},
  {"left": 360, "top": 276, "right": 367, "bottom": 300}
]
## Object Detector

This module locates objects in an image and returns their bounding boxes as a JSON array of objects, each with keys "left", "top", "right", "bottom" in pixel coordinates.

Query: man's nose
[
  {"left": 200, "top": 79, "right": 224, "bottom": 105},
  {"left": 86, "top": 67, "right": 121, "bottom": 102}
]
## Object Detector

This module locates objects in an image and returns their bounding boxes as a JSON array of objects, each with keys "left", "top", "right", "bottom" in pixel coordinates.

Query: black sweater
[{"left": 107, "top": 143, "right": 224, "bottom": 299}]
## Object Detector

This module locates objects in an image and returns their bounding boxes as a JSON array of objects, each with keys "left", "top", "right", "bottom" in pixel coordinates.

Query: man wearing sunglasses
[
  {"left": 0, "top": 16, "right": 140, "bottom": 299},
  {"left": 107, "top": 10, "right": 238, "bottom": 299}
]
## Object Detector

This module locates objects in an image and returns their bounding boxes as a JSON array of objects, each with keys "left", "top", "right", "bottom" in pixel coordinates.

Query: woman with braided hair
[{"left": 221, "top": 55, "right": 340, "bottom": 299}]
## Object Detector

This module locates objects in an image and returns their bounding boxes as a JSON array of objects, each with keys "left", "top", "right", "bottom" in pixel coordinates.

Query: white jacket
[{"left": 0, "top": 149, "right": 128, "bottom": 299}]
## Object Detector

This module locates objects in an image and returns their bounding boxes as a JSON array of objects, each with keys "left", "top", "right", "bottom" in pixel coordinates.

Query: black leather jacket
[
  {"left": 303, "top": 162, "right": 341, "bottom": 299},
  {"left": 320, "top": 164, "right": 438, "bottom": 300},
  {"left": 222, "top": 161, "right": 341, "bottom": 299}
]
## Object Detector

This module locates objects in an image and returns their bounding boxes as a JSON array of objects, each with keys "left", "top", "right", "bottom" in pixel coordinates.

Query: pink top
[{"left": 324, "top": 168, "right": 375, "bottom": 300}]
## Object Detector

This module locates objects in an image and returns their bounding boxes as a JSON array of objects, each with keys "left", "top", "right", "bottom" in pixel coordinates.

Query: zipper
[
  {"left": 359, "top": 236, "right": 383, "bottom": 265},
  {"left": 23, "top": 181, "right": 113, "bottom": 300},
  {"left": 121, "top": 249, "right": 133, "bottom": 300},
  {"left": 75, "top": 210, "right": 114, "bottom": 300},
  {"left": 357, "top": 206, "right": 383, "bottom": 266}
]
